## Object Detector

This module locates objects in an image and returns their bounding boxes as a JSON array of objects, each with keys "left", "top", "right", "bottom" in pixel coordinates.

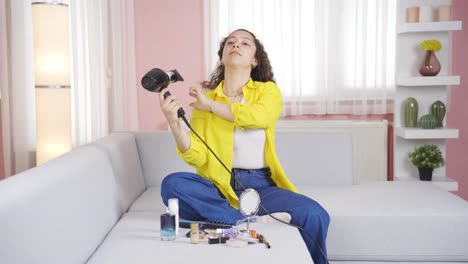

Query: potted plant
[
  {"left": 419, "top": 39, "right": 442, "bottom": 76},
  {"left": 408, "top": 144, "right": 445, "bottom": 181}
]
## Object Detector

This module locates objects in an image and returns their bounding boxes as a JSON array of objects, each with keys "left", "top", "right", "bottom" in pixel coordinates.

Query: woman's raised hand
[{"left": 189, "top": 86, "right": 212, "bottom": 112}]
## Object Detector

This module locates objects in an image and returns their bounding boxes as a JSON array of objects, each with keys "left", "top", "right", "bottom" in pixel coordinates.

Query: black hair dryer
[{"left": 141, "top": 68, "right": 185, "bottom": 117}]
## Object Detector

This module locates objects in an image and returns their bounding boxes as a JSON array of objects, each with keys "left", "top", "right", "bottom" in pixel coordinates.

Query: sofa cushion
[
  {"left": 301, "top": 181, "right": 468, "bottom": 261},
  {"left": 93, "top": 132, "right": 146, "bottom": 212},
  {"left": 129, "top": 181, "right": 468, "bottom": 262},
  {"left": 87, "top": 211, "right": 310, "bottom": 264},
  {"left": 102, "top": 180, "right": 468, "bottom": 263},
  {"left": 0, "top": 146, "right": 121, "bottom": 264},
  {"left": 128, "top": 186, "right": 164, "bottom": 212}
]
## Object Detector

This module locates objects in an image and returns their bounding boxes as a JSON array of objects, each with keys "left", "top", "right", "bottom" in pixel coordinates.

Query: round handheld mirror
[
  {"left": 238, "top": 188, "right": 260, "bottom": 233},
  {"left": 239, "top": 188, "right": 260, "bottom": 217}
]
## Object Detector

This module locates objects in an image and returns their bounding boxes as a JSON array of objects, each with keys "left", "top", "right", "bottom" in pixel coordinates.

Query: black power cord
[{"left": 176, "top": 111, "right": 329, "bottom": 264}]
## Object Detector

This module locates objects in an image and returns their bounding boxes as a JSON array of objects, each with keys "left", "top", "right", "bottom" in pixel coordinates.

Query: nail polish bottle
[{"left": 160, "top": 208, "right": 176, "bottom": 241}]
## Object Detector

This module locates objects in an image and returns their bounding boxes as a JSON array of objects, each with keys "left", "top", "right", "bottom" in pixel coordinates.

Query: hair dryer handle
[{"left": 163, "top": 91, "right": 185, "bottom": 118}]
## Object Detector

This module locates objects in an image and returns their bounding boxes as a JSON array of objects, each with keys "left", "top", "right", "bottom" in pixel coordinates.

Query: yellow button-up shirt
[{"left": 177, "top": 79, "right": 298, "bottom": 209}]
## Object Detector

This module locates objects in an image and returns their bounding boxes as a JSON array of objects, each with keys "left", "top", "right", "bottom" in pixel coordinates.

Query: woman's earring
[{"left": 251, "top": 64, "right": 257, "bottom": 69}]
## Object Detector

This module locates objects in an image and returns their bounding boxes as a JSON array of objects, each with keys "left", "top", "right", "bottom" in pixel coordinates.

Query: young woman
[{"left": 159, "top": 29, "right": 330, "bottom": 263}]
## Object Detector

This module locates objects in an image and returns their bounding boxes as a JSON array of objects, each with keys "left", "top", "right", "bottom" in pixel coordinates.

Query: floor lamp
[{"left": 32, "top": 2, "right": 72, "bottom": 166}]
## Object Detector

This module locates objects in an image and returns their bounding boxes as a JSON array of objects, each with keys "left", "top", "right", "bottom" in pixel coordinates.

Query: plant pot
[
  {"left": 419, "top": 50, "right": 441, "bottom": 76},
  {"left": 418, "top": 167, "right": 434, "bottom": 181}
]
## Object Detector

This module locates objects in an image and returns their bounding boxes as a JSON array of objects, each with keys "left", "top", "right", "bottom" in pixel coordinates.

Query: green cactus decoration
[
  {"left": 431, "top": 100, "right": 446, "bottom": 128},
  {"left": 419, "top": 114, "right": 438, "bottom": 129},
  {"left": 404, "top": 97, "right": 418, "bottom": 128}
]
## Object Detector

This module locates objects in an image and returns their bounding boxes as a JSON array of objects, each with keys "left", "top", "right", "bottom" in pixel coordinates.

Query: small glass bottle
[
  {"left": 160, "top": 208, "right": 176, "bottom": 241},
  {"left": 168, "top": 198, "right": 179, "bottom": 235},
  {"left": 190, "top": 222, "right": 200, "bottom": 244}
]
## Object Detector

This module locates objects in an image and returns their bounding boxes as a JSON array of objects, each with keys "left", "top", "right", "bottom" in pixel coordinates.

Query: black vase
[{"left": 418, "top": 167, "right": 434, "bottom": 181}]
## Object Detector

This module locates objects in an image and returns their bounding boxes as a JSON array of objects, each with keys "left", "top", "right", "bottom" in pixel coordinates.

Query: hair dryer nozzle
[
  {"left": 141, "top": 68, "right": 184, "bottom": 93},
  {"left": 168, "top": 69, "right": 184, "bottom": 83}
]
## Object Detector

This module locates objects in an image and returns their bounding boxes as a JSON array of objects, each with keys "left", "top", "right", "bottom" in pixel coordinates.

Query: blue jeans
[{"left": 161, "top": 169, "right": 330, "bottom": 264}]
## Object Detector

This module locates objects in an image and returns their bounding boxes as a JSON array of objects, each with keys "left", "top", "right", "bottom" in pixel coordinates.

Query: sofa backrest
[
  {"left": 91, "top": 132, "right": 146, "bottom": 212},
  {"left": 133, "top": 131, "right": 193, "bottom": 187},
  {"left": 132, "top": 131, "right": 352, "bottom": 187},
  {"left": 0, "top": 145, "right": 121, "bottom": 264},
  {"left": 275, "top": 131, "right": 353, "bottom": 185}
]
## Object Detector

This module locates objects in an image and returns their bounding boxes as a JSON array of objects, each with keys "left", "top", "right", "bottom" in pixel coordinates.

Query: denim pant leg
[
  {"left": 257, "top": 186, "right": 330, "bottom": 264},
  {"left": 232, "top": 169, "right": 330, "bottom": 263},
  {"left": 160, "top": 172, "right": 244, "bottom": 225}
]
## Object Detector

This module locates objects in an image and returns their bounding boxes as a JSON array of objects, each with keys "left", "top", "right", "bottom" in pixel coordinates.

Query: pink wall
[
  {"left": 447, "top": 0, "right": 468, "bottom": 200},
  {"left": 134, "top": 0, "right": 205, "bottom": 131}
]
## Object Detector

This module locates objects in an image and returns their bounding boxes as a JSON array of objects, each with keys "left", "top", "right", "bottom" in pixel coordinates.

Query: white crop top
[{"left": 231, "top": 99, "right": 266, "bottom": 169}]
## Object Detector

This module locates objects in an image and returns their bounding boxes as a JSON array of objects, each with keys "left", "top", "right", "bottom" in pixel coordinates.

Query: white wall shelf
[
  {"left": 397, "top": 76, "right": 460, "bottom": 86},
  {"left": 394, "top": 0, "right": 461, "bottom": 192},
  {"left": 397, "top": 21, "right": 462, "bottom": 33},
  {"left": 395, "top": 127, "right": 459, "bottom": 139},
  {"left": 396, "top": 175, "right": 458, "bottom": 191}
]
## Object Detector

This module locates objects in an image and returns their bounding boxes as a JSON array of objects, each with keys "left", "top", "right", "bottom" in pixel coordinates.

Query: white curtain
[
  {"left": 69, "top": 0, "right": 138, "bottom": 147},
  {"left": 108, "top": 0, "right": 139, "bottom": 132},
  {"left": 69, "top": 0, "right": 109, "bottom": 146},
  {"left": 0, "top": 0, "right": 36, "bottom": 176},
  {"left": 205, "top": 0, "right": 396, "bottom": 116}
]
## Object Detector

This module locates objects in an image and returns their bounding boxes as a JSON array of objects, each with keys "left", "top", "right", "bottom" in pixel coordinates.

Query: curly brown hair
[{"left": 201, "top": 29, "right": 275, "bottom": 90}]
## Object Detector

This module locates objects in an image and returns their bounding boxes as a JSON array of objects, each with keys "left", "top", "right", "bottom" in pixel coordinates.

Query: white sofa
[{"left": 1, "top": 131, "right": 468, "bottom": 264}]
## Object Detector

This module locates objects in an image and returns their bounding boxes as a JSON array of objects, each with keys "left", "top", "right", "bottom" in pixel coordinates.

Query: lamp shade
[
  {"left": 35, "top": 89, "right": 72, "bottom": 165},
  {"left": 32, "top": 3, "right": 70, "bottom": 87},
  {"left": 32, "top": 2, "right": 72, "bottom": 165}
]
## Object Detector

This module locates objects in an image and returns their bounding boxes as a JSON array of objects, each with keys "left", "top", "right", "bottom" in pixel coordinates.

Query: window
[{"left": 205, "top": 0, "right": 396, "bottom": 115}]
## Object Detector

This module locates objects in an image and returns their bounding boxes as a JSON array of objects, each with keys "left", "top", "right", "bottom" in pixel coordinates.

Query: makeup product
[
  {"left": 208, "top": 235, "right": 229, "bottom": 244},
  {"left": 226, "top": 238, "right": 248, "bottom": 248},
  {"left": 168, "top": 198, "right": 179, "bottom": 235},
  {"left": 178, "top": 219, "right": 232, "bottom": 229},
  {"left": 215, "top": 227, "right": 238, "bottom": 236},
  {"left": 160, "top": 209, "right": 176, "bottom": 241},
  {"left": 190, "top": 222, "right": 200, "bottom": 244},
  {"left": 258, "top": 234, "right": 271, "bottom": 249},
  {"left": 237, "top": 231, "right": 258, "bottom": 243}
]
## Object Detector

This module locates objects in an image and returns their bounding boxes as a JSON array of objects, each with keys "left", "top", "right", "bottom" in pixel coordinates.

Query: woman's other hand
[{"left": 189, "top": 86, "right": 212, "bottom": 112}]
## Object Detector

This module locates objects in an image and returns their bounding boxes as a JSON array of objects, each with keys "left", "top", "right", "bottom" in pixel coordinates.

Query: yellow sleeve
[
  {"left": 230, "top": 82, "right": 282, "bottom": 129},
  {"left": 176, "top": 108, "right": 208, "bottom": 168}
]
